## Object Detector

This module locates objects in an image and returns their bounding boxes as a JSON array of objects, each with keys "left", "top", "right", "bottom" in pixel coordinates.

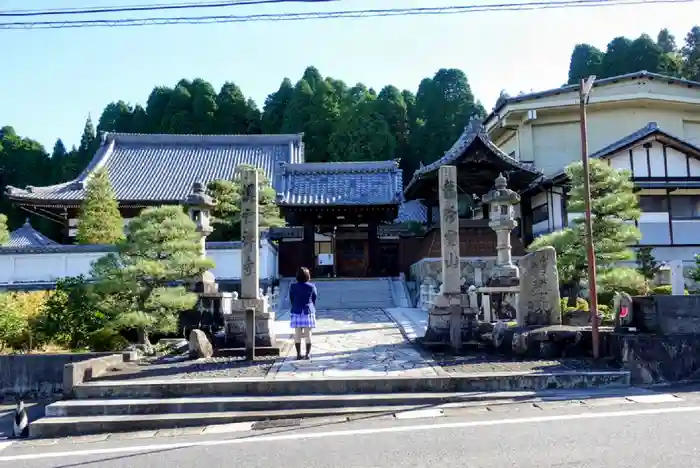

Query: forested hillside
[
  {"left": 567, "top": 26, "right": 700, "bottom": 84},
  {"left": 2, "top": 24, "right": 700, "bottom": 241}
]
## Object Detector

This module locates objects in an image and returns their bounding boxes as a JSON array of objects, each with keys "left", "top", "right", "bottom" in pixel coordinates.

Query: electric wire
[
  {"left": 0, "top": 0, "right": 694, "bottom": 29},
  {"left": 0, "top": 0, "right": 338, "bottom": 17}
]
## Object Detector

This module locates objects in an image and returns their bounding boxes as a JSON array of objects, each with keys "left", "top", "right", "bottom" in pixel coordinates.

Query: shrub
[
  {"left": 560, "top": 297, "right": 589, "bottom": 313},
  {"left": 650, "top": 285, "right": 689, "bottom": 295},
  {"left": 35, "top": 276, "right": 114, "bottom": 350},
  {"left": 0, "top": 291, "right": 50, "bottom": 352}
]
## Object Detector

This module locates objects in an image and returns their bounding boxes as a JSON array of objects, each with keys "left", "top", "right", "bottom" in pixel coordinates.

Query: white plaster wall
[{"left": 0, "top": 242, "right": 279, "bottom": 284}]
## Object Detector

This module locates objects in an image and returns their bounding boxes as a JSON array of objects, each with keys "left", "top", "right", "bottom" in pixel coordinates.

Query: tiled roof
[
  {"left": 277, "top": 160, "right": 403, "bottom": 206},
  {"left": 5, "top": 220, "right": 59, "bottom": 247},
  {"left": 404, "top": 118, "right": 540, "bottom": 197},
  {"left": 395, "top": 199, "right": 436, "bottom": 224},
  {"left": 485, "top": 71, "right": 700, "bottom": 126},
  {"left": 5, "top": 133, "right": 305, "bottom": 205}
]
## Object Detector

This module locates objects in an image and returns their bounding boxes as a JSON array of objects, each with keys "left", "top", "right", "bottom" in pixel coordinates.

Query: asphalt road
[{"left": 2, "top": 394, "right": 700, "bottom": 468}]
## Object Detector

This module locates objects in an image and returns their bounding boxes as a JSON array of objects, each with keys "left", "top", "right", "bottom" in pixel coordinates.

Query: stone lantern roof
[{"left": 182, "top": 181, "right": 216, "bottom": 209}]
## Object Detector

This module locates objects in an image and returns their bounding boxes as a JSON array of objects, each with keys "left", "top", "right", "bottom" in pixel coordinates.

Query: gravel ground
[
  {"left": 432, "top": 351, "right": 620, "bottom": 374},
  {"left": 93, "top": 354, "right": 276, "bottom": 381}
]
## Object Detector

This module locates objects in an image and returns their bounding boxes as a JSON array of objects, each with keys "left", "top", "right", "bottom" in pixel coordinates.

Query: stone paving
[{"left": 269, "top": 308, "right": 439, "bottom": 379}]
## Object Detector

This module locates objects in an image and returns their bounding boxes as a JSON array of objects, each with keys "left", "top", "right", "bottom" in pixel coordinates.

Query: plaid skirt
[{"left": 290, "top": 312, "right": 317, "bottom": 329}]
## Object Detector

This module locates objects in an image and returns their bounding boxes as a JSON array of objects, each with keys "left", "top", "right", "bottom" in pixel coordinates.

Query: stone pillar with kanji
[
  {"left": 224, "top": 168, "right": 279, "bottom": 351},
  {"left": 423, "top": 166, "right": 474, "bottom": 349}
]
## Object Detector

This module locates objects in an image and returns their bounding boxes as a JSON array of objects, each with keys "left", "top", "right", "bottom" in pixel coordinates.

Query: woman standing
[{"left": 289, "top": 266, "right": 318, "bottom": 360}]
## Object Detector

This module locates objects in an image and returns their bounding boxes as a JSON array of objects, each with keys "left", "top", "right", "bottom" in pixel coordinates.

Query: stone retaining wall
[
  {"left": 613, "top": 333, "right": 700, "bottom": 385},
  {"left": 0, "top": 352, "right": 113, "bottom": 399}
]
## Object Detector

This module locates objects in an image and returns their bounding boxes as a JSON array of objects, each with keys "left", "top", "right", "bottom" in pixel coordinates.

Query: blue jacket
[{"left": 289, "top": 281, "right": 317, "bottom": 315}]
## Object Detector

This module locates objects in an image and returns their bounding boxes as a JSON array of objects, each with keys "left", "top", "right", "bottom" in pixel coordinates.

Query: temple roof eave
[{"left": 404, "top": 119, "right": 541, "bottom": 200}]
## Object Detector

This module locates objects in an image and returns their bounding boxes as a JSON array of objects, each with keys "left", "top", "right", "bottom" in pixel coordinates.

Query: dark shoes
[{"left": 295, "top": 342, "right": 312, "bottom": 360}]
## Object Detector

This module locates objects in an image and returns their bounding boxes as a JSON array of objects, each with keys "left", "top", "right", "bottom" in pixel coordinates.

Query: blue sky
[{"left": 0, "top": 0, "right": 698, "bottom": 151}]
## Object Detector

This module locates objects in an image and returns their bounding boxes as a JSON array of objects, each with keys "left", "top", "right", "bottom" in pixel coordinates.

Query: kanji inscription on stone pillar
[
  {"left": 438, "top": 166, "right": 461, "bottom": 295},
  {"left": 240, "top": 168, "right": 259, "bottom": 300}
]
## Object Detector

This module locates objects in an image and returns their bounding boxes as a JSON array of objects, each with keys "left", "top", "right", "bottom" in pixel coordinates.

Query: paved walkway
[{"left": 270, "top": 308, "right": 439, "bottom": 379}]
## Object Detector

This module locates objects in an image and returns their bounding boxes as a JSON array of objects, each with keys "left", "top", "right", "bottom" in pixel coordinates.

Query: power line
[
  {"left": 0, "top": 0, "right": 336, "bottom": 17},
  {"left": 0, "top": 0, "right": 694, "bottom": 29}
]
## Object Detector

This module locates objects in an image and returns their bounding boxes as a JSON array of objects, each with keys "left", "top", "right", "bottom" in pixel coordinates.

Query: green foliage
[
  {"left": 636, "top": 247, "right": 660, "bottom": 282},
  {"left": 597, "top": 267, "right": 647, "bottom": 304},
  {"left": 567, "top": 26, "right": 700, "bottom": 84},
  {"left": 560, "top": 297, "right": 590, "bottom": 313},
  {"left": 91, "top": 205, "right": 215, "bottom": 344},
  {"left": 76, "top": 168, "right": 124, "bottom": 245},
  {"left": 0, "top": 291, "right": 50, "bottom": 352},
  {"left": 35, "top": 276, "right": 115, "bottom": 349},
  {"left": 0, "top": 214, "right": 8, "bottom": 245},
  {"left": 530, "top": 160, "right": 641, "bottom": 301},
  {"left": 206, "top": 164, "right": 284, "bottom": 241},
  {"left": 692, "top": 253, "right": 700, "bottom": 283},
  {"left": 650, "top": 284, "right": 690, "bottom": 295}
]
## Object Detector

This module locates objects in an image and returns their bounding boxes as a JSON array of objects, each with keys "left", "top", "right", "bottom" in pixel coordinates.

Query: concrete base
[
  {"left": 223, "top": 297, "right": 278, "bottom": 348},
  {"left": 424, "top": 298, "right": 479, "bottom": 345}
]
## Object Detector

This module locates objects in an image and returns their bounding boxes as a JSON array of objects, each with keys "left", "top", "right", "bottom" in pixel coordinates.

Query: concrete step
[
  {"left": 313, "top": 279, "right": 395, "bottom": 308},
  {"left": 45, "top": 392, "right": 520, "bottom": 417},
  {"left": 30, "top": 405, "right": 421, "bottom": 438},
  {"left": 31, "top": 386, "right": 646, "bottom": 438},
  {"left": 73, "top": 371, "right": 631, "bottom": 399}
]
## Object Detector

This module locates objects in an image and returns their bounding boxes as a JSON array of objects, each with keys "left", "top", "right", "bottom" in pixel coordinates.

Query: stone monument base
[
  {"left": 422, "top": 293, "right": 480, "bottom": 345},
  {"left": 222, "top": 297, "right": 279, "bottom": 351}
]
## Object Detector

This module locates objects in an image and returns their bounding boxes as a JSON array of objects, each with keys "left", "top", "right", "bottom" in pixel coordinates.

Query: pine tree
[
  {"left": 530, "top": 159, "right": 642, "bottom": 303},
  {"left": 636, "top": 246, "right": 660, "bottom": 282},
  {"left": 206, "top": 164, "right": 284, "bottom": 242},
  {"left": 76, "top": 168, "right": 124, "bottom": 245},
  {"left": 91, "top": 205, "right": 215, "bottom": 345}
]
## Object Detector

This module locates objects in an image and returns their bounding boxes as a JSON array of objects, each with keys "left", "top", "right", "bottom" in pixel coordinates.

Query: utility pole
[{"left": 579, "top": 75, "right": 600, "bottom": 359}]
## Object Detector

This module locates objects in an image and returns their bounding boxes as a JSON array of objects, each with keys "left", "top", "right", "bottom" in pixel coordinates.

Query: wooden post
[{"left": 245, "top": 307, "right": 256, "bottom": 360}]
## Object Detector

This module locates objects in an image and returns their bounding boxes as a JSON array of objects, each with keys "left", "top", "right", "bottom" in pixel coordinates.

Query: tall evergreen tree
[
  {"left": 261, "top": 78, "right": 294, "bottom": 134},
  {"left": 682, "top": 26, "right": 700, "bottom": 80},
  {"left": 76, "top": 168, "right": 124, "bottom": 245},
  {"left": 206, "top": 164, "right": 284, "bottom": 242},
  {"left": 657, "top": 28, "right": 677, "bottom": 53},
  {"left": 77, "top": 116, "right": 98, "bottom": 172},
  {"left": 567, "top": 44, "right": 604, "bottom": 84},
  {"left": 601, "top": 36, "right": 634, "bottom": 77},
  {"left": 529, "top": 159, "right": 642, "bottom": 303}
]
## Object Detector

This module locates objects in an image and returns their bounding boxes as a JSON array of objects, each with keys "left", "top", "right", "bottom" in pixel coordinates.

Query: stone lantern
[
  {"left": 482, "top": 173, "right": 520, "bottom": 286},
  {"left": 182, "top": 181, "right": 218, "bottom": 293}
]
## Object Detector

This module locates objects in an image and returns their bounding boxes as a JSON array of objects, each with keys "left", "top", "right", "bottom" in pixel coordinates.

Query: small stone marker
[
  {"left": 613, "top": 291, "right": 633, "bottom": 327},
  {"left": 670, "top": 260, "right": 685, "bottom": 295},
  {"left": 188, "top": 329, "right": 213, "bottom": 359},
  {"left": 517, "top": 246, "right": 562, "bottom": 326}
]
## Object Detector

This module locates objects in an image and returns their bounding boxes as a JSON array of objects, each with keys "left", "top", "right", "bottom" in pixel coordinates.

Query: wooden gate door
[{"left": 336, "top": 239, "right": 367, "bottom": 277}]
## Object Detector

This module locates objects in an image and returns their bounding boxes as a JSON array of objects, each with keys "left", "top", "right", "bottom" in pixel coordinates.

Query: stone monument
[
  {"left": 224, "top": 168, "right": 278, "bottom": 350},
  {"left": 517, "top": 246, "right": 562, "bottom": 326},
  {"left": 423, "top": 166, "right": 476, "bottom": 349}
]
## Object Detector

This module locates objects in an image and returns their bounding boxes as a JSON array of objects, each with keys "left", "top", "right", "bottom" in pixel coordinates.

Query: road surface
[{"left": 2, "top": 389, "right": 700, "bottom": 467}]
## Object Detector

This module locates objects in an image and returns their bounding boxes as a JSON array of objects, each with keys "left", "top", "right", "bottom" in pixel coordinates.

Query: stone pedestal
[{"left": 223, "top": 296, "right": 277, "bottom": 348}]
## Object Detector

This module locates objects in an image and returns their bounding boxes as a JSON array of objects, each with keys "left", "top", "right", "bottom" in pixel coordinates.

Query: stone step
[
  {"left": 45, "top": 392, "right": 519, "bottom": 417},
  {"left": 31, "top": 386, "right": 644, "bottom": 438},
  {"left": 30, "top": 405, "right": 423, "bottom": 438},
  {"left": 73, "top": 371, "right": 631, "bottom": 399}
]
